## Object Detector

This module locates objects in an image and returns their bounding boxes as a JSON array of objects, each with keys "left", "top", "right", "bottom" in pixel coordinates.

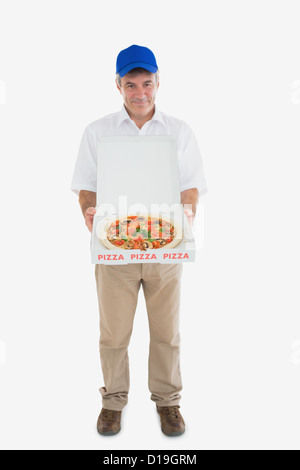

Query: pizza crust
[{"left": 96, "top": 213, "right": 183, "bottom": 251}]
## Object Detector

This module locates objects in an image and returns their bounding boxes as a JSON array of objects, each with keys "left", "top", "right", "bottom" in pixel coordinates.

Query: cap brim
[{"left": 118, "top": 62, "right": 158, "bottom": 77}]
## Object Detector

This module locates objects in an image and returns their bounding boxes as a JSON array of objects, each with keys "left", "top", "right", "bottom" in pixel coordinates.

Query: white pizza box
[{"left": 91, "top": 135, "right": 196, "bottom": 264}]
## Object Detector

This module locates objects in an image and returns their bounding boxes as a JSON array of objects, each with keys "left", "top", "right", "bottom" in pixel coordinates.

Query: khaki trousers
[{"left": 95, "top": 262, "right": 183, "bottom": 411}]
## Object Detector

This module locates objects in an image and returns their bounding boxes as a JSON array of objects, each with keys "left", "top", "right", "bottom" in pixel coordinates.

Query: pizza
[{"left": 98, "top": 215, "right": 182, "bottom": 251}]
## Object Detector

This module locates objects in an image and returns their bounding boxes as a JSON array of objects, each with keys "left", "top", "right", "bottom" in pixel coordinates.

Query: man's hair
[{"left": 116, "top": 67, "right": 159, "bottom": 87}]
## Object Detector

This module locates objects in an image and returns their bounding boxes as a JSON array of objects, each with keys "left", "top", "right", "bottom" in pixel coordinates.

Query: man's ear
[{"left": 116, "top": 79, "right": 122, "bottom": 94}]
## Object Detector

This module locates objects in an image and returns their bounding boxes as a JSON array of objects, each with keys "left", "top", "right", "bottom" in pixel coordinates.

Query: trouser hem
[
  {"left": 151, "top": 399, "right": 181, "bottom": 407},
  {"left": 101, "top": 401, "right": 126, "bottom": 412}
]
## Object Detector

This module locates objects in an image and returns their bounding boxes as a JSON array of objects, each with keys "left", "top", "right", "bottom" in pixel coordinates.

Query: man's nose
[{"left": 134, "top": 87, "right": 145, "bottom": 98}]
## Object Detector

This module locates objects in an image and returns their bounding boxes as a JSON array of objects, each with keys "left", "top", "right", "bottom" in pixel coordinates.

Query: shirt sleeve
[
  {"left": 71, "top": 125, "right": 98, "bottom": 196},
  {"left": 179, "top": 125, "right": 207, "bottom": 197}
]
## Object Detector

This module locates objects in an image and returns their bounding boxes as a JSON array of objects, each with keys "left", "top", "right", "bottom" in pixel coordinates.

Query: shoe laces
[
  {"left": 165, "top": 406, "right": 181, "bottom": 421},
  {"left": 102, "top": 409, "right": 119, "bottom": 420}
]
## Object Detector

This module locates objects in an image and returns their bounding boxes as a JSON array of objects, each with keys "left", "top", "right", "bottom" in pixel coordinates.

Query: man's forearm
[
  {"left": 181, "top": 188, "right": 199, "bottom": 216},
  {"left": 79, "top": 190, "right": 96, "bottom": 216}
]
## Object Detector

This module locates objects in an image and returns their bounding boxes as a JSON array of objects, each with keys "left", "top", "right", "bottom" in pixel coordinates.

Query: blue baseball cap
[{"left": 116, "top": 45, "right": 158, "bottom": 77}]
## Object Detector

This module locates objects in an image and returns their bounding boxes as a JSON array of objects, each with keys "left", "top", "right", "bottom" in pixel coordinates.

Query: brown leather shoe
[
  {"left": 97, "top": 408, "right": 122, "bottom": 436},
  {"left": 156, "top": 405, "right": 185, "bottom": 436}
]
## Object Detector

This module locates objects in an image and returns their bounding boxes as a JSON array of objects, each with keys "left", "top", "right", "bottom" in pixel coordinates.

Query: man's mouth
[{"left": 132, "top": 100, "right": 148, "bottom": 105}]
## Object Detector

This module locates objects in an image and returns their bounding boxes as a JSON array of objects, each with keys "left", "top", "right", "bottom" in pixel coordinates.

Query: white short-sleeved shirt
[{"left": 71, "top": 104, "right": 207, "bottom": 197}]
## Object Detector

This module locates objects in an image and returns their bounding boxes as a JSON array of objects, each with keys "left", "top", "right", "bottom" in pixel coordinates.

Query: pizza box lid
[{"left": 96, "top": 135, "right": 180, "bottom": 210}]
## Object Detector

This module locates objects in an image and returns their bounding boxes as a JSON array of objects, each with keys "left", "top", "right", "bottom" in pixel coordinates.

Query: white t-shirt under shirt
[{"left": 71, "top": 104, "right": 207, "bottom": 197}]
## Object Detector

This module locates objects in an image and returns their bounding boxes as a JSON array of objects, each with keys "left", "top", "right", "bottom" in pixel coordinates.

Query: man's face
[{"left": 116, "top": 72, "right": 159, "bottom": 120}]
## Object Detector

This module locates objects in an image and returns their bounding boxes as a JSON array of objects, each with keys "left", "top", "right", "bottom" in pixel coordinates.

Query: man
[{"left": 71, "top": 45, "right": 207, "bottom": 436}]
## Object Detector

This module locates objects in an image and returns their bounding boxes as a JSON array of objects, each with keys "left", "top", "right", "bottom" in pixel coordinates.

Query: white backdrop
[{"left": 0, "top": 0, "right": 300, "bottom": 450}]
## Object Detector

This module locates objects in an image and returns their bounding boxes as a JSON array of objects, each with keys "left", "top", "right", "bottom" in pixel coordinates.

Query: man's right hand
[
  {"left": 79, "top": 190, "right": 97, "bottom": 232},
  {"left": 84, "top": 207, "right": 96, "bottom": 232}
]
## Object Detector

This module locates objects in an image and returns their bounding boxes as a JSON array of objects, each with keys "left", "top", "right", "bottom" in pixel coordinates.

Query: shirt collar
[{"left": 117, "top": 104, "right": 165, "bottom": 128}]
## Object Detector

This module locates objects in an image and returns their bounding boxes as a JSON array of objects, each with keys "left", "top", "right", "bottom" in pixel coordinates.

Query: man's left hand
[{"left": 184, "top": 208, "right": 195, "bottom": 227}]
